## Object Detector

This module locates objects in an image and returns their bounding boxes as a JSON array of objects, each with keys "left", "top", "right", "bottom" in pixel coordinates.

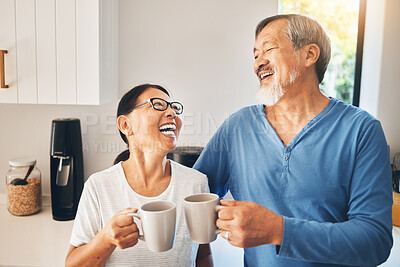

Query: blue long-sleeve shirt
[{"left": 194, "top": 98, "right": 393, "bottom": 266}]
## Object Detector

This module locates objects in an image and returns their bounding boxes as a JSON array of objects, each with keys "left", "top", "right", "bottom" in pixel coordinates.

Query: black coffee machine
[
  {"left": 167, "top": 146, "right": 203, "bottom": 168},
  {"left": 50, "top": 118, "right": 84, "bottom": 221}
]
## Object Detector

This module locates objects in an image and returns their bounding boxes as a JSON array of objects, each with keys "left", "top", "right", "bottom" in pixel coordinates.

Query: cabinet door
[
  {"left": 76, "top": 0, "right": 118, "bottom": 105},
  {"left": 36, "top": 0, "right": 57, "bottom": 104},
  {"left": 15, "top": 0, "right": 37, "bottom": 103},
  {"left": 56, "top": 0, "right": 77, "bottom": 104},
  {"left": 0, "top": 0, "right": 18, "bottom": 103},
  {"left": 1, "top": 0, "right": 117, "bottom": 105},
  {"left": 77, "top": 0, "right": 100, "bottom": 105}
]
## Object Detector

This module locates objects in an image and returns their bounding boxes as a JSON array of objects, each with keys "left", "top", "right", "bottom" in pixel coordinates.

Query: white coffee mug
[
  {"left": 184, "top": 193, "right": 223, "bottom": 244},
  {"left": 128, "top": 200, "right": 176, "bottom": 252}
]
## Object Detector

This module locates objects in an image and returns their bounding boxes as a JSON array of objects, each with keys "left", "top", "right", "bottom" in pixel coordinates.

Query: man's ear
[
  {"left": 303, "top": 44, "right": 320, "bottom": 68},
  {"left": 117, "top": 115, "right": 133, "bottom": 136}
]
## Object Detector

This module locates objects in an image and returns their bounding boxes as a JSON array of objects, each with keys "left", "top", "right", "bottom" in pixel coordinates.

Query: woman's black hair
[{"left": 114, "top": 83, "right": 170, "bottom": 164}]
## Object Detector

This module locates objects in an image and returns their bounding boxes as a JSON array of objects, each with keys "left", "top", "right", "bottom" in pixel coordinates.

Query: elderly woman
[{"left": 66, "top": 84, "right": 212, "bottom": 266}]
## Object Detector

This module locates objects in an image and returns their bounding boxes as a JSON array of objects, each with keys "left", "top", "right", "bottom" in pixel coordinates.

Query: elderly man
[{"left": 194, "top": 14, "right": 393, "bottom": 266}]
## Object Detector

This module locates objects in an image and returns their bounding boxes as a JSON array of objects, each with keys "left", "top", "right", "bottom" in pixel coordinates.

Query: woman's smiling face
[{"left": 120, "top": 87, "right": 182, "bottom": 153}]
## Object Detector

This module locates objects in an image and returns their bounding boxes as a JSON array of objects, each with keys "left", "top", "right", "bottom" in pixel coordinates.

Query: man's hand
[{"left": 216, "top": 200, "right": 284, "bottom": 248}]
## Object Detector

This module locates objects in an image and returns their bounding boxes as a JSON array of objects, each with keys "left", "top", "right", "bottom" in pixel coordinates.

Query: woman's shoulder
[
  {"left": 170, "top": 160, "right": 209, "bottom": 194},
  {"left": 170, "top": 160, "right": 208, "bottom": 181},
  {"left": 85, "top": 163, "right": 124, "bottom": 188},
  {"left": 169, "top": 160, "right": 206, "bottom": 177}
]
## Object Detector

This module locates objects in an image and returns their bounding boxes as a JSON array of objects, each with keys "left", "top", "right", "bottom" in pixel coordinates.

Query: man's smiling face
[{"left": 253, "top": 19, "right": 301, "bottom": 106}]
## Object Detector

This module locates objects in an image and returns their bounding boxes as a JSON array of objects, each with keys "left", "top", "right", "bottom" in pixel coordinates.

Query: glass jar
[{"left": 6, "top": 157, "right": 42, "bottom": 216}]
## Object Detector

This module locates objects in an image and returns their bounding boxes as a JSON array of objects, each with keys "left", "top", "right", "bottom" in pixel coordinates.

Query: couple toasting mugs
[
  {"left": 65, "top": 83, "right": 214, "bottom": 266},
  {"left": 66, "top": 14, "right": 393, "bottom": 267}
]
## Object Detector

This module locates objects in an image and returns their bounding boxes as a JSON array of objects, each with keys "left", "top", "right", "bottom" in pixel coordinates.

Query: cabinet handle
[{"left": 0, "top": 50, "right": 8, "bottom": 89}]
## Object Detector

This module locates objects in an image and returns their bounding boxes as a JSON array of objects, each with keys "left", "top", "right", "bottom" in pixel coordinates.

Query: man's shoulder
[
  {"left": 329, "top": 98, "right": 379, "bottom": 126},
  {"left": 220, "top": 104, "right": 262, "bottom": 128},
  {"left": 230, "top": 104, "right": 261, "bottom": 118}
]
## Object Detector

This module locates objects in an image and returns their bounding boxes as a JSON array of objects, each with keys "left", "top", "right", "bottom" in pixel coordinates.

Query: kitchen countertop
[
  {"left": 0, "top": 201, "right": 74, "bottom": 267},
  {"left": 0, "top": 196, "right": 398, "bottom": 266},
  {"left": 0, "top": 199, "right": 243, "bottom": 267}
]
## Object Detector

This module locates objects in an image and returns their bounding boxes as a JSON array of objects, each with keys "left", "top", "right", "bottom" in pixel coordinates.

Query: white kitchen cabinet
[
  {"left": 0, "top": 0, "right": 18, "bottom": 103},
  {"left": 37, "top": 0, "right": 57, "bottom": 104},
  {"left": 0, "top": 0, "right": 118, "bottom": 105}
]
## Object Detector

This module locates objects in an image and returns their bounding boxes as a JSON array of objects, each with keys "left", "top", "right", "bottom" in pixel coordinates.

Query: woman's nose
[{"left": 165, "top": 105, "right": 177, "bottom": 117}]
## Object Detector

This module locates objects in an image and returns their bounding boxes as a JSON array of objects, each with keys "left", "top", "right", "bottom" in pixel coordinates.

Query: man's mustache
[{"left": 257, "top": 65, "right": 274, "bottom": 76}]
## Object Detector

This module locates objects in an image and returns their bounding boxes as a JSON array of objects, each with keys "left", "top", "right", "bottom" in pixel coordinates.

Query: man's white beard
[{"left": 257, "top": 67, "right": 299, "bottom": 107}]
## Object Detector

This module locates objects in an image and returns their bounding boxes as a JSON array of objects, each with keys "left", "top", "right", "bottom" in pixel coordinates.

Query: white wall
[
  {"left": 0, "top": 0, "right": 277, "bottom": 195},
  {"left": 118, "top": 0, "right": 276, "bottom": 146},
  {"left": 360, "top": 0, "right": 400, "bottom": 158}
]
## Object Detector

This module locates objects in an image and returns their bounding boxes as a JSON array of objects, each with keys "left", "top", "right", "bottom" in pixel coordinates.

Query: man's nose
[{"left": 254, "top": 54, "right": 270, "bottom": 73}]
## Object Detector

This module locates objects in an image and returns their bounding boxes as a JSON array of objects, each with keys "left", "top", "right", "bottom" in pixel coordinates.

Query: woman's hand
[
  {"left": 66, "top": 208, "right": 140, "bottom": 267},
  {"left": 103, "top": 208, "right": 140, "bottom": 249}
]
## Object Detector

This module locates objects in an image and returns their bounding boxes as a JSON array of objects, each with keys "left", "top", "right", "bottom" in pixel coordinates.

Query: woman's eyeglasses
[{"left": 130, "top": 98, "right": 183, "bottom": 115}]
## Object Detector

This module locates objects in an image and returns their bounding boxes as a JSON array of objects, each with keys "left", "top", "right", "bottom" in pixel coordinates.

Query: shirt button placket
[{"left": 282, "top": 147, "right": 291, "bottom": 171}]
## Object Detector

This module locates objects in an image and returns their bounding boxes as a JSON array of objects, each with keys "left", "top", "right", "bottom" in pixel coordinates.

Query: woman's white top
[{"left": 70, "top": 160, "right": 209, "bottom": 266}]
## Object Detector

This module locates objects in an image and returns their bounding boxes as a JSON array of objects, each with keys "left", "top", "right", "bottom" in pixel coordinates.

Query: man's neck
[{"left": 264, "top": 83, "right": 330, "bottom": 146}]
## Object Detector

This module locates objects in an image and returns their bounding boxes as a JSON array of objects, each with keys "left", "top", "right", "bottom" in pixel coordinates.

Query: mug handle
[
  {"left": 127, "top": 213, "right": 145, "bottom": 241},
  {"left": 215, "top": 205, "right": 224, "bottom": 235}
]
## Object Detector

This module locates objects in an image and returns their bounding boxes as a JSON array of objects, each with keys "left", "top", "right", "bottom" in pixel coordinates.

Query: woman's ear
[
  {"left": 303, "top": 44, "right": 320, "bottom": 68},
  {"left": 117, "top": 115, "right": 133, "bottom": 136}
]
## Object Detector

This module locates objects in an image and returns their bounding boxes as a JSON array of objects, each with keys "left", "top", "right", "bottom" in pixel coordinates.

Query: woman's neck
[{"left": 121, "top": 147, "right": 172, "bottom": 197}]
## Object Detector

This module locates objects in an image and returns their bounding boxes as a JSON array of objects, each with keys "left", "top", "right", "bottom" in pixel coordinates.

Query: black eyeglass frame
[{"left": 129, "top": 97, "right": 184, "bottom": 115}]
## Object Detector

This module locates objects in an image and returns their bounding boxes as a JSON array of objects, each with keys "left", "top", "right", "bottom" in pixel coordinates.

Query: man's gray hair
[{"left": 255, "top": 14, "right": 331, "bottom": 84}]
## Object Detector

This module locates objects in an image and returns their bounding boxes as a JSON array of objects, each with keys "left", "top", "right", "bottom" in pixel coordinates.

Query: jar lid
[{"left": 9, "top": 157, "right": 37, "bottom": 167}]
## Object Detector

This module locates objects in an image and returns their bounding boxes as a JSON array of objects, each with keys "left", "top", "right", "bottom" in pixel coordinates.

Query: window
[{"left": 279, "top": 0, "right": 366, "bottom": 106}]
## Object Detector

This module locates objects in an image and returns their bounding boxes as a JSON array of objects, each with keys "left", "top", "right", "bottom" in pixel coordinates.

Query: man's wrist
[{"left": 272, "top": 215, "right": 284, "bottom": 245}]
